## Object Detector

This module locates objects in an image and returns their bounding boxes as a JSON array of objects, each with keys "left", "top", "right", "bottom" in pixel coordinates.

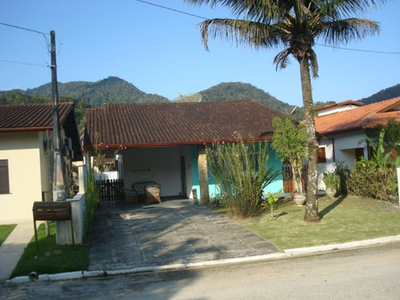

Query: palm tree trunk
[{"left": 299, "top": 58, "right": 320, "bottom": 222}]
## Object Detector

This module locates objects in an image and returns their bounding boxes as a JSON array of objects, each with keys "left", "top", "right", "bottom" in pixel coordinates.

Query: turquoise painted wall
[{"left": 190, "top": 142, "right": 283, "bottom": 199}]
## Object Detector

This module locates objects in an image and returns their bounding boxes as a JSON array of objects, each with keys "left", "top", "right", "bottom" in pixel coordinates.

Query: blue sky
[{"left": 0, "top": 0, "right": 399, "bottom": 107}]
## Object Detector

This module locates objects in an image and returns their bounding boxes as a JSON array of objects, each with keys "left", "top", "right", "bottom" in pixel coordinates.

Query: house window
[
  {"left": 0, "top": 160, "right": 10, "bottom": 194},
  {"left": 317, "top": 147, "right": 326, "bottom": 163},
  {"left": 355, "top": 148, "right": 364, "bottom": 161}
]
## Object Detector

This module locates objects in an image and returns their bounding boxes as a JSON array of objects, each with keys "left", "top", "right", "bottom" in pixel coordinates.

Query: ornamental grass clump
[
  {"left": 83, "top": 168, "right": 100, "bottom": 242},
  {"left": 206, "top": 137, "right": 279, "bottom": 218}
]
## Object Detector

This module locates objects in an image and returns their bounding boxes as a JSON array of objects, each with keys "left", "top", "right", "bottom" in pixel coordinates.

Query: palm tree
[{"left": 185, "top": 0, "right": 384, "bottom": 222}]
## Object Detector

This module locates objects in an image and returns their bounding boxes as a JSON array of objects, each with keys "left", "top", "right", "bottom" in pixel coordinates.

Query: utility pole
[{"left": 50, "top": 30, "right": 67, "bottom": 202}]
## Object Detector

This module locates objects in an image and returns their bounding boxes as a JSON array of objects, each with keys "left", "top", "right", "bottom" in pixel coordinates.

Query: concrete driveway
[{"left": 88, "top": 199, "right": 280, "bottom": 271}]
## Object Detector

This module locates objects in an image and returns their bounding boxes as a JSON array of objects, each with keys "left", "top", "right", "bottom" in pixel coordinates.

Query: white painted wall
[
  {"left": 317, "top": 132, "right": 369, "bottom": 190},
  {"left": 334, "top": 132, "right": 367, "bottom": 169},
  {"left": 317, "top": 104, "right": 360, "bottom": 116},
  {"left": 317, "top": 138, "right": 336, "bottom": 190},
  {"left": 0, "top": 132, "right": 45, "bottom": 221},
  {"left": 121, "top": 146, "right": 188, "bottom": 197}
]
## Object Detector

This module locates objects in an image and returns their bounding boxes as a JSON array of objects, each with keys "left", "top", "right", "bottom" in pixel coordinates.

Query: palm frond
[
  {"left": 200, "top": 18, "right": 287, "bottom": 50},
  {"left": 320, "top": 0, "right": 387, "bottom": 18},
  {"left": 318, "top": 17, "right": 380, "bottom": 45},
  {"left": 308, "top": 48, "right": 319, "bottom": 78},
  {"left": 273, "top": 48, "right": 291, "bottom": 71},
  {"left": 185, "top": 0, "right": 293, "bottom": 23}
]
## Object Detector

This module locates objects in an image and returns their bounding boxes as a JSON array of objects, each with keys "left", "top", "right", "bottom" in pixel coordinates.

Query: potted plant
[{"left": 322, "top": 172, "right": 340, "bottom": 198}]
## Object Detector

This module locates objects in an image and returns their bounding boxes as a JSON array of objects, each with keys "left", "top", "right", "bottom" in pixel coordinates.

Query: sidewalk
[{"left": 0, "top": 219, "right": 34, "bottom": 281}]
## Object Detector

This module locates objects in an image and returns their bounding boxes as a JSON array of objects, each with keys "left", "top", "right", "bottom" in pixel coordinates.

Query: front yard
[
  {"left": 236, "top": 195, "right": 400, "bottom": 250},
  {"left": 7, "top": 194, "right": 400, "bottom": 278}
]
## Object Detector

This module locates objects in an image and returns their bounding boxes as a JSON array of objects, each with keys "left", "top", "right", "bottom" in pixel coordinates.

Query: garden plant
[{"left": 206, "top": 137, "right": 279, "bottom": 218}]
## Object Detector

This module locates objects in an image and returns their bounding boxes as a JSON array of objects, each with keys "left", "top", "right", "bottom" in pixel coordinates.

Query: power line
[
  {"left": 0, "top": 22, "right": 53, "bottom": 68},
  {"left": 136, "top": 0, "right": 400, "bottom": 55},
  {"left": 316, "top": 43, "right": 400, "bottom": 55},
  {"left": 0, "top": 22, "right": 49, "bottom": 43},
  {"left": 0, "top": 59, "right": 48, "bottom": 68},
  {"left": 135, "top": 0, "right": 206, "bottom": 20}
]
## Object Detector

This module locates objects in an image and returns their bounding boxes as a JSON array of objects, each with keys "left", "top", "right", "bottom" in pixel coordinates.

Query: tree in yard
[
  {"left": 272, "top": 116, "right": 307, "bottom": 194},
  {"left": 185, "top": 0, "right": 384, "bottom": 222}
]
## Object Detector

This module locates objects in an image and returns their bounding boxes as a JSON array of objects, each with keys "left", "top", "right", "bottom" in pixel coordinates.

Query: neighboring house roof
[
  {"left": 84, "top": 100, "right": 284, "bottom": 150},
  {"left": 315, "top": 100, "right": 364, "bottom": 116},
  {"left": 0, "top": 102, "right": 82, "bottom": 160},
  {"left": 315, "top": 97, "right": 400, "bottom": 135}
]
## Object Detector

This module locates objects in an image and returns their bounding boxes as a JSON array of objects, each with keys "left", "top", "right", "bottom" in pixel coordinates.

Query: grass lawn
[
  {"left": 11, "top": 222, "right": 89, "bottom": 278},
  {"left": 0, "top": 224, "right": 17, "bottom": 246},
  {"left": 234, "top": 195, "right": 400, "bottom": 250}
]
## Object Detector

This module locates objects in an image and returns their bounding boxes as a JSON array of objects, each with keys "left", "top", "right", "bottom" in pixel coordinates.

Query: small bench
[{"left": 32, "top": 201, "right": 75, "bottom": 251}]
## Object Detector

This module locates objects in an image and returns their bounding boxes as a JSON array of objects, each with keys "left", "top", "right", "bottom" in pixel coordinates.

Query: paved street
[{"left": 2, "top": 241, "right": 400, "bottom": 299}]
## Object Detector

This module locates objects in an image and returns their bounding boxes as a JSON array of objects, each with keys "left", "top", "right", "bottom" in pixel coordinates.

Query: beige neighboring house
[{"left": 0, "top": 102, "right": 82, "bottom": 221}]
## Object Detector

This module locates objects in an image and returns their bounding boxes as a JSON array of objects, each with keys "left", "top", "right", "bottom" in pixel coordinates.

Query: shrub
[
  {"left": 322, "top": 172, "right": 340, "bottom": 190},
  {"left": 206, "top": 137, "right": 279, "bottom": 218},
  {"left": 335, "top": 161, "right": 351, "bottom": 195},
  {"left": 347, "top": 157, "right": 398, "bottom": 202}
]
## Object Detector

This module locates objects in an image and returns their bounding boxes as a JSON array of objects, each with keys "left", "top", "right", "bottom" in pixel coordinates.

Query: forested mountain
[
  {"left": 359, "top": 84, "right": 400, "bottom": 105},
  {"left": 25, "top": 76, "right": 168, "bottom": 106},
  {"left": 200, "top": 82, "right": 289, "bottom": 110},
  {"left": 197, "top": 82, "right": 305, "bottom": 120},
  {"left": 2, "top": 77, "right": 399, "bottom": 129}
]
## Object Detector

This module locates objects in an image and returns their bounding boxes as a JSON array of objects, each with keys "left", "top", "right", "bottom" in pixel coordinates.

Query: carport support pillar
[{"left": 197, "top": 145, "right": 209, "bottom": 205}]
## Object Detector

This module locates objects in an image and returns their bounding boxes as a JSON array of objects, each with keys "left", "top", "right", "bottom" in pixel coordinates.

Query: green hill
[
  {"left": 198, "top": 82, "right": 305, "bottom": 120},
  {"left": 359, "top": 84, "right": 400, "bottom": 104},
  {"left": 25, "top": 76, "right": 168, "bottom": 106},
  {"left": 3, "top": 77, "right": 398, "bottom": 124}
]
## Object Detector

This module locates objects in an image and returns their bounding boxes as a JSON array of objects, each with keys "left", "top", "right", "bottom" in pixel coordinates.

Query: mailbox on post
[{"left": 32, "top": 201, "right": 75, "bottom": 251}]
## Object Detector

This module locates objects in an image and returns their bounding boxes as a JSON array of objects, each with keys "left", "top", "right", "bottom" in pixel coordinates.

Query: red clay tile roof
[
  {"left": 84, "top": 100, "right": 284, "bottom": 149},
  {"left": 0, "top": 102, "right": 83, "bottom": 160},
  {"left": 0, "top": 102, "right": 74, "bottom": 131},
  {"left": 315, "top": 100, "right": 364, "bottom": 112},
  {"left": 315, "top": 97, "right": 400, "bottom": 135}
]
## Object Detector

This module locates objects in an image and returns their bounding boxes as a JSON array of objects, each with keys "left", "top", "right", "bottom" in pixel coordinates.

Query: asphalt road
[{"left": 2, "top": 242, "right": 400, "bottom": 300}]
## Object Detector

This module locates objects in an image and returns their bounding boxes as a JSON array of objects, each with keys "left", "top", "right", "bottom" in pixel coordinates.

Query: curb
[
  {"left": 284, "top": 234, "right": 400, "bottom": 256},
  {"left": 5, "top": 235, "right": 400, "bottom": 284}
]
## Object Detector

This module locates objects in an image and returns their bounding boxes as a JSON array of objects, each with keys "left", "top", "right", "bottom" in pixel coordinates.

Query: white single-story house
[
  {"left": 315, "top": 97, "right": 400, "bottom": 189},
  {"left": 0, "top": 102, "right": 82, "bottom": 221},
  {"left": 83, "top": 100, "right": 285, "bottom": 202}
]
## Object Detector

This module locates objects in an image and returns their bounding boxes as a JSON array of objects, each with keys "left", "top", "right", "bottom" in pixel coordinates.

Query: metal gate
[{"left": 282, "top": 165, "right": 308, "bottom": 193}]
